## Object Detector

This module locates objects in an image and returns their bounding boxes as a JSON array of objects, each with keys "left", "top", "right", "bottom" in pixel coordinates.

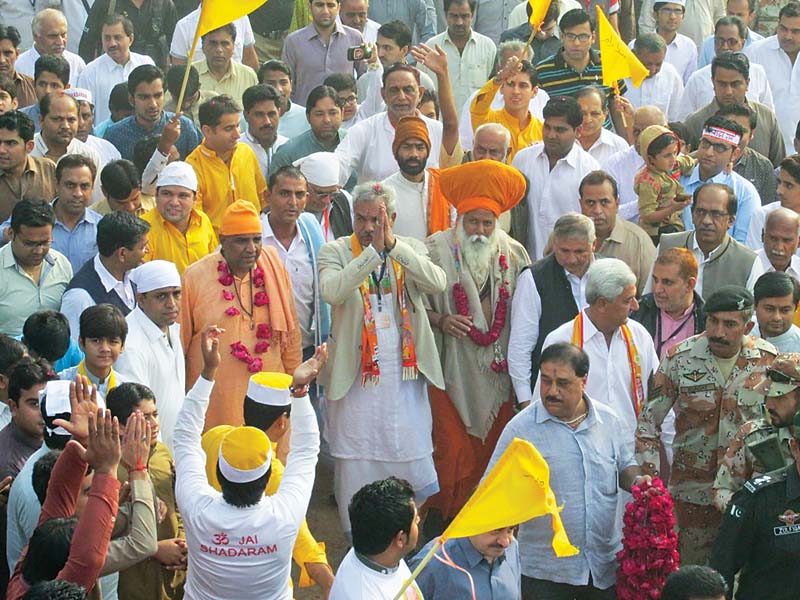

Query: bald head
[
  {"left": 763, "top": 207, "right": 800, "bottom": 273},
  {"left": 473, "top": 123, "right": 512, "bottom": 163},
  {"left": 633, "top": 106, "right": 667, "bottom": 152}
]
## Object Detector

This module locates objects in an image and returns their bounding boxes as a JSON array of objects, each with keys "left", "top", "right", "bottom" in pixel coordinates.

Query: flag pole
[
  {"left": 392, "top": 538, "right": 443, "bottom": 600},
  {"left": 523, "top": 25, "right": 538, "bottom": 56},
  {"left": 175, "top": 29, "right": 202, "bottom": 113}
]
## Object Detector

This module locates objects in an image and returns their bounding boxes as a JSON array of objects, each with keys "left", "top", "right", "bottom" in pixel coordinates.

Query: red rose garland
[
  {"left": 616, "top": 478, "right": 680, "bottom": 599},
  {"left": 218, "top": 261, "right": 272, "bottom": 373}
]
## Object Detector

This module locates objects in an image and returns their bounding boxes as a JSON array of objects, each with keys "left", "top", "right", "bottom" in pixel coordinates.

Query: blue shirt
[
  {"left": 19, "top": 103, "right": 41, "bottom": 132},
  {"left": 697, "top": 28, "right": 764, "bottom": 69},
  {"left": 484, "top": 397, "right": 637, "bottom": 589},
  {"left": 103, "top": 111, "right": 202, "bottom": 160},
  {"left": 411, "top": 536, "right": 521, "bottom": 600},
  {"left": 51, "top": 200, "right": 102, "bottom": 273},
  {"left": 679, "top": 166, "right": 761, "bottom": 244}
]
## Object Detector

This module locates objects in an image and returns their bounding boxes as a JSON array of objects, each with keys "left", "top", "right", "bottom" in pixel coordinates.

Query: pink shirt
[{"left": 656, "top": 304, "right": 696, "bottom": 359}]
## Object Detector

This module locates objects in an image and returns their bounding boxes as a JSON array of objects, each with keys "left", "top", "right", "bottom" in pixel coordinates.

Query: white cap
[
  {"left": 65, "top": 88, "right": 94, "bottom": 106},
  {"left": 293, "top": 152, "right": 341, "bottom": 187},
  {"left": 131, "top": 260, "right": 182, "bottom": 293},
  {"left": 157, "top": 161, "right": 198, "bottom": 192},
  {"left": 245, "top": 372, "right": 293, "bottom": 407},
  {"left": 659, "top": 0, "right": 686, "bottom": 6},
  {"left": 41, "top": 379, "right": 106, "bottom": 437}
]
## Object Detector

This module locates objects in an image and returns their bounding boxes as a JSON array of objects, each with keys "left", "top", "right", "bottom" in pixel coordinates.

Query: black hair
[
  {"left": 7, "top": 356, "right": 55, "bottom": 404},
  {"left": 0, "top": 334, "right": 26, "bottom": 378},
  {"left": 654, "top": 1, "right": 685, "bottom": 13},
  {"left": 40, "top": 91, "right": 78, "bottom": 120},
  {"left": 349, "top": 477, "right": 415, "bottom": 555},
  {"left": 22, "top": 311, "right": 71, "bottom": 364},
  {"left": 243, "top": 397, "right": 292, "bottom": 431},
  {"left": 560, "top": 8, "right": 594, "bottom": 32},
  {"left": 32, "top": 450, "right": 62, "bottom": 506},
  {"left": 646, "top": 131, "right": 680, "bottom": 157},
  {"left": 377, "top": 21, "right": 412, "bottom": 49},
  {"left": 716, "top": 102, "right": 757, "bottom": 130},
  {"left": 102, "top": 13, "right": 134, "bottom": 37},
  {"left": 258, "top": 59, "right": 291, "bottom": 82},
  {"left": 516, "top": 59, "right": 539, "bottom": 87},
  {"left": 267, "top": 165, "right": 306, "bottom": 190},
  {"left": 539, "top": 342, "right": 590, "bottom": 377},
  {"left": 661, "top": 565, "right": 728, "bottom": 600},
  {"left": 780, "top": 154, "right": 800, "bottom": 185},
  {"left": 444, "top": 0, "right": 476, "bottom": 13},
  {"left": 217, "top": 464, "right": 271, "bottom": 507},
  {"left": 579, "top": 170, "right": 619, "bottom": 199},
  {"left": 78, "top": 304, "right": 128, "bottom": 344},
  {"left": 754, "top": 271, "right": 800, "bottom": 305},
  {"left": 198, "top": 94, "right": 240, "bottom": 128},
  {"left": 382, "top": 63, "right": 421, "bottom": 87},
  {"left": 0, "top": 110, "right": 34, "bottom": 144},
  {"left": 106, "top": 382, "right": 156, "bottom": 426},
  {"left": 574, "top": 85, "right": 607, "bottom": 110},
  {"left": 166, "top": 64, "right": 199, "bottom": 100},
  {"left": 419, "top": 89, "right": 439, "bottom": 118},
  {"left": 780, "top": 2, "right": 800, "bottom": 20},
  {"left": 132, "top": 136, "right": 161, "bottom": 177},
  {"left": 34, "top": 55, "right": 70, "bottom": 87},
  {"left": 202, "top": 23, "right": 237, "bottom": 43},
  {"left": 0, "top": 74, "right": 17, "bottom": 101},
  {"left": 22, "top": 516, "right": 78, "bottom": 585},
  {"left": 23, "top": 580, "right": 86, "bottom": 600},
  {"left": 0, "top": 25, "right": 22, "bottom": 48},
  {"left": 96, "top": 210, "right": 150, "bottom": 257},
  {"left": 702, "top": 113, "right": 745, "bottom": 141},
  {"left": 10, "top": 198, "right": 55, "bottom": 233},
  {"left": 109, "top": 82, "right": 133, "bottom": 113},
  {"left": 127, "top": 64, "right": 164, "bottom": 97},
  {"left": 711, "top": 51, "right": 750, "bottom": 80},
  {"left": 668, "top": 121, "right": 692, "bottom": 150},
  {"left": 323, "top": 72, "right": 357, "bottom": 93},
  {"left": 242, "top": 84, "right": 282, "bottom": 113},
  {"left": 692, "top": 182, "right": 738, "bottom": 216},
  {"left": 714, "top": 15, "right": 746, "bottom": 39},
  {"left": 55, "top": 153, "right": 97, "bottom": 183},
  {"left": 100, "top": 159, "right": 141, "bottom": 201},
  {"left": 543, "top": 96, "right": 583, "bottom": 129},
  {"left": 305, "top": 85, "right": 340, "bottom": 117}
]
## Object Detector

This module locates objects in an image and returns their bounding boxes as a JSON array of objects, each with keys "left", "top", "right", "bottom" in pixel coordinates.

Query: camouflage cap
[
  {"left": 704, "top": 285, "right": 754, "bottom": 314},
  {"left": 755, "top": 353, "right": 800, "bottom": 397}
]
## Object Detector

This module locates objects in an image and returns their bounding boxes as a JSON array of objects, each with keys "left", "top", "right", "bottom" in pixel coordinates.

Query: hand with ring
[{"left": 441, "top": 314, "right": 473, "bottom": 338}]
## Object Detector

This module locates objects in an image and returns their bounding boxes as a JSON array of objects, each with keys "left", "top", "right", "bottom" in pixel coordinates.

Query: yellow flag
[
  {"left": 595, "top": 6, "right": 649, "bottom": 88},
  {"left": 528, "top": 0, "right": 553, "bottom": 30},
  {"left": 197, "top": 0, "right": 270, "bottom": 39},
  {"left": 441, "top": 438, "right": 580, "bottom": 557}
]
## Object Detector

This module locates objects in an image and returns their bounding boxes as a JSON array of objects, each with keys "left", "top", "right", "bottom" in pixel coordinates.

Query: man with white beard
[{"left": 424, "top": 160, "right": 531, "bottom": 536}]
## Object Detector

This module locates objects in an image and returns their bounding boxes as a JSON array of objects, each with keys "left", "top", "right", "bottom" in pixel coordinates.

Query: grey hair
[
  {"left": 352, "top": 181, "right": 397, "bottom": 216},
  {"left": 634, "top": 32, "right": 667, "bottom": 54},
  {"left": 474, "top": 122, "right": 512, "bottom": 151},
  {"left": 552, "top": 212, "right": 596, "bottom": 245},
  {"left": 497, "top": 40, "right": 533, "bottom": 64},
  {"left": 32, "top": 8, "right": 67, "bottom": 37},
  {"left": 585, "top": 258, "right": 637, "bottom": 305}
]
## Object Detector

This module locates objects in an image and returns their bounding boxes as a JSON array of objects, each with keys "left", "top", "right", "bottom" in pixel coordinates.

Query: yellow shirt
[
  {"left": 90, "top": 193, "right": 156, "bottom": 217},
  {"left": 185, "top": 141, "right": 267, "bottom": 233},
  {"left": 141, "top": 206, "right": 219, "bottom": 274},
  {"left": 470, "top": 78, "right": 543, "bottom": 162}
]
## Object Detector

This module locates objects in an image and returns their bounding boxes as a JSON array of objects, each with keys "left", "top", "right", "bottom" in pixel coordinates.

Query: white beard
[{"left": 457, "top": 225, "right": 500, "bottom": 288}]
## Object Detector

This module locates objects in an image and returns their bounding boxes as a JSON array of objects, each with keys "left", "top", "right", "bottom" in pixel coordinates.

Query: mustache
[
  {"left": 468, "top": 234, "right": 489, "bottom": 244},
  {"left": 544, "top": 396, "right": 561, "bottom": 403},
  {"left": 708, "top": 337, "right": 729, "bottom": 346}
]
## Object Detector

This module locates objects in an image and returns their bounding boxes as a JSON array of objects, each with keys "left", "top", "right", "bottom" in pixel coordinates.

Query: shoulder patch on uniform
[
  {"left": 752, "top": 337, "right": 780, "bottom": 354},
  {"left": 671, "top": 336, "right": 697, "bottom": 355},
  {"left": 743, "top": 473, "right": 782, "bottom": 494}
]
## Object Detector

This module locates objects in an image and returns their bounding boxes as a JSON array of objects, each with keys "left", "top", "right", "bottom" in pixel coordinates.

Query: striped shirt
[{"left": 535, "top": 48, "right": 627, "bottom": 129}]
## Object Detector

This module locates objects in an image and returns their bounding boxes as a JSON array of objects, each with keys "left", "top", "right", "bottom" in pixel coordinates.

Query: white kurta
[
  {"left": 624, "top": 61, "right": 684, "bottom": 121},
  {"left": 78, "top": 52, "right": 155, "bottom": 124},
  {"left": 584, "top": 128, "right": 630, "bottom": 165},
  {"left": 382, "top": 171, "right": 429, "bottom": 241},
  {"left": 115, "top": 307, "right": 185, "bottom": 449},
  {"left": 602, "top": 144, "right": 645, "bottom": 223},
  {"left": 755, "top": 248, "right": 800, "bottom": 280},
  {"left": 242, "top": 131, "right": 287, "bottom": 180},
  {"left": 752, "top": 323, "right": 800, "bottom": 353},
  {"left": 15, "top": 47, "right": 86, "bottom": 88},
  {"left": 329, "top": 550, "right": 419, "bottom": 600},
  {"left": 170, "top": 8, "right": 255, "bottom": 63}
]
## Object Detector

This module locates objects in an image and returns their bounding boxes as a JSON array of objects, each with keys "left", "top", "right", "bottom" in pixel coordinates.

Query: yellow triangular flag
[
  {"left": 528, "top": 0, "right": 553, "bottom": 30},
  {"left": 441, "top": 438, "right": 580, "bottom": 557},
  {"left": 197, "top": 0, "right": 270, "bottom": 38},
  {"left": 595, "top": 6, "right": 649, "bottom": 88}
]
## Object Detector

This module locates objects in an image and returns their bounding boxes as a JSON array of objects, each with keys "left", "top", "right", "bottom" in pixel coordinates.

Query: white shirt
[
  {"left": 746, "top": 36, "right": 800, "bottom": 150},
  {"left": 674, "top": 63, "right": 774, "bottom": 122},
  {"left": 242, "top": 130, "right": 287, "bottom": 180},
  {"left": 697, "top": 28, "right": 765, "bottom": 69},
  {"left": 602, "top": 144, "right": 645, "bottom": 223},
  {"left": 86, "top": 134, "right": 122, "bottom": 165},
  {"left": 583, "top": 128, "right": 629, "bottom": 165},
  {"left": 638, "top": 0, "right": 725, "bottom": 47},
  {"left": 60, "top": 254, "right": 136, "bottom": 341},
  {"left": 663, "top": 33, "right": 698, "bottom": 84},
  {"left": 336, "top": 112, "right": 443, "bottom": 184},
  {"left": 78, "top": 52, "right": 155, "bottom": 124},
  {"left": 746, "top": 201, "right": 781, "bottom": 251},
  {"left": 170, "top": 8, "right": 255, "bottom": 64},
  {"left": 115, "top": 307, "right": 185, "bottom": 449},
  {"left": 329, "top": 549, "right": 420, "bottom": 600},
  {"left": 31, "top": 134, "right": 104, "bottom": 202},
  {"left": 508, "top": 265, "right": 591, "bottom": 405},
  {"left": 752, "top": 322, "right": 800, "bottom": 353},
  {"left": 335, "top": 17, "right": 380, "bottom": 44},
  {"left": 382, "top": 171, "right": 429, "bottom": 240},
  {"left": 755, "top": 248, "right": 800, "bottom": 281},
  {"left": 277, "top": 101, "right": 311, "bottom": 139},
  {"left": 624, "top": 61, "right": 684, "bottom": 121},
  {"left": 260, "top": 214, "right": 315, "bottom": 348},
  {"left": 512, "top": 142, "right": 600, "bottom": 259},
  {"left": 458, "top": 87, "right": 550, "bottom": 151},
  {"left": 419, "top": 29, "right": 498, "bottom": 113},
  {"left": 16, "top": 47, "right": 86, "bottom": 88}
]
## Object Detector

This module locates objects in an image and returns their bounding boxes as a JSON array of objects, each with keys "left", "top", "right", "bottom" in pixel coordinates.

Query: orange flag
[
  {"left": 197, "top": 0, "right": 270, "bottom": 38},
  {"left": 596, "top": 5, "right": 649, "bottom": 88}
]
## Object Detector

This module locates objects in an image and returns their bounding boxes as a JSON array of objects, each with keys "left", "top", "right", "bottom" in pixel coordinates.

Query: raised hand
[
  {"left": 292, "top": 343, "right": 329, "bottom": 388},
  {"left": 411, "top": 43, "right": 449, "bottom": 77},
  {"left": 53, "top": 375, "right": 100, "bottom": 443},
  {"left": 158, "top": 114, "right": 182, "bottom": 156},
  {"left": 494, "top": 55, "right": 522, "bottom": 85},
  {"left": 79, "top": 409, "right": 122, "bottom": 476},
  {"left": 121, "top": 411, "right": 151, "bottom": 473},
  {"left": 200, "top": 326, "right": 224, "bottom": 380},
  {"left": 381, "top": 203, "right": 396, "bottom": 251}
]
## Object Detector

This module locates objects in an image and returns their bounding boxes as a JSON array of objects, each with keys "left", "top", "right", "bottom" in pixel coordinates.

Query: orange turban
[
  {"left": 392, "top": 116, "right": 431, "bottom": 157},
  {"left": 220, "top": 199, "right": 262, "bottom": 236},
  {"left": 429, "top": 160, "right": 527, "bottom": 217}
]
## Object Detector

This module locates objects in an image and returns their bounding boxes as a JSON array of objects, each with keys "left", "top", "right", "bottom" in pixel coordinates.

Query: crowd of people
[{"left": 0, "top": 0, "right": 800, "bottom": 598}]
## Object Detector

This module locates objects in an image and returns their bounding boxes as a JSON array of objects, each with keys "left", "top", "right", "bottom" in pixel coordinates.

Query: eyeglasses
[
  {"left": 715, "top": 36, "right": 743, "bottom": 48},
  {"left": 16, "top": 238, "right": 53, "bottom": 249},
  {"left": 698, "top": 138, "right": 734, "bottom": 154},
  {"left": 562, "top": 32, "right": 592, "bottom": 43},
  {"left": 692, "top": 208, "right": 729, "bottom": 220},
  {"left": 767, "top": 368, "right": 800, "bottom": 385},
  {"left": 658, "top": 7, "right": 685, "bottom": 14},
  {"left": 337, "top": 95, "right": 358, "bottom": 105}
]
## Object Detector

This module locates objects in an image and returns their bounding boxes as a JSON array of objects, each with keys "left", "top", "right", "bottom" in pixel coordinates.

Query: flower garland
[
  {"left": 616, "top": 478, "right": 680, "bottom": 599},
  {"left": 218, "top": 260, "right": 272, "bottom": 373},
  {"left": 452, "top": 247, "right": 510, "bottom": 373}
]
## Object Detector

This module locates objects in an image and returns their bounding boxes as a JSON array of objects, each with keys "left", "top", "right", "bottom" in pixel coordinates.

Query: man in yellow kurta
[
  {"left": 185, "top": 95, "right": 268, "bottom": 233},
  {"left": 201, "top": 368, "right": 333, "bottom": 597},
  {"left": 180, "top": 199, "right": 302, "bottom": 429},
  {"left": 470, "top": 55, "right": 543, "bottom": 162},
  {"left": 141, "top": 161, "right": 218, "bottom": 274}
]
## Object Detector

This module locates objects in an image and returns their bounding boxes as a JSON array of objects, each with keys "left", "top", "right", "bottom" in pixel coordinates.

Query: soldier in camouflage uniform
[
  {"left": 636, "top": 286, "right": 778, "bottom": 565},
  {"left": 712, "top": 353, "right": 800, "bottom": 512}
]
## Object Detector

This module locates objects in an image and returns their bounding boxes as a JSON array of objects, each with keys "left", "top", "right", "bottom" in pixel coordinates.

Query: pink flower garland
[
  {"left": 616, "top": 478, "right": 680, "bottom": 599},
  {"left": 217, "top": 261, "right": 272, "bottom": 373}
]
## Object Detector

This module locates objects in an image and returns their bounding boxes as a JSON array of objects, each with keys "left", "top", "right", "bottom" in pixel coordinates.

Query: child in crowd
[
  {"left": 634, "top": 125, "right": 696, "bottom": 245},
  {"left": 21, "top": 311, "right": 83, "bottom": 373}
]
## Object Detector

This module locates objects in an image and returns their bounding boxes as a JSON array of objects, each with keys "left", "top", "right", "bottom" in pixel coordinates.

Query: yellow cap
[
  {"left": 201, "top": 425, "right": 235, "bottom": 491},
  {"left": 246, "top": 372, "right": 293, "bottom": 407},
  {"left": 218, "top": 426, "right": 272, "bottom": 484}
]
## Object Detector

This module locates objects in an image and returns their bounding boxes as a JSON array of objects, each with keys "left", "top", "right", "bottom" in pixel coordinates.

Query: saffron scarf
[
  {"left": 571, "top": 312, "right": 645, "bottom": 416},
  {"left": 350, "top": 234, "right": 418, "bottom": 384},
  {"left": 77, "top": 360, "right": 118, "bottom": 393}
]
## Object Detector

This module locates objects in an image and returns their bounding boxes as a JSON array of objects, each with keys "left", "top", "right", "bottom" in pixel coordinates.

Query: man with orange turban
[
  {"left": 423, "top": 160, "right": 531, "bottom": 535},
  {"left": 382, "top": 116, "right": 455, "bottom": 240},
  {"left": 180, "top": 199, "right": 302, "bottom": 430}
]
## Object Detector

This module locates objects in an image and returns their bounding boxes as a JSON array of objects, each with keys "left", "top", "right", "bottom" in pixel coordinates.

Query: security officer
[
  {"left": 636, "top": 285, "right": 778, "bottom": 565},
  {"left": 712, "top": 353, "right": 800, "bottom": 512},
  {"left": 710, "top": 409, "right": 800, "bottom": 599}
]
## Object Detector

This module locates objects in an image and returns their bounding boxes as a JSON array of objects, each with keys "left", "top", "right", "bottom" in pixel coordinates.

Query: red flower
[
  {"left": 256, "top": 324, "right": 272, "bottom": 339},
  {"left": 222, "top": 290, "right": 235, "bottom": 301},
  {"left": 217, "top": 261, "right": 229, "bottom": 273},
  {"left": 218, "top": 273, "right": 234, "bottom": 286},
  {"left": 498, "top": 254, "right": 508, "bottom": 271},
  {"left": 225, "top": 307, "right": 241, "bottom": 317},
  {"left": 254, "top": 341, "right": 270, "bottom": 354},
  {"left": 230, "top": 342, "right": 251, "bottom": 362},
  {"left": 248, "top": 357, "right": 263, "bottom": 373},
  {"left": 252, "top": 266, "right": 265, "bottom": 288},
  {"left": 254, "top": 291, "right": 270, "bottom": 307}
]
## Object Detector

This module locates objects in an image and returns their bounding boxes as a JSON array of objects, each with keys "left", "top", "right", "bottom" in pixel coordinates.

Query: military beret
[
  {"left": 755, "top": 353, "right": 800, "bottom": 397},
  {"left": 703, "top": 285, "right": 754, "bottom": 314}
]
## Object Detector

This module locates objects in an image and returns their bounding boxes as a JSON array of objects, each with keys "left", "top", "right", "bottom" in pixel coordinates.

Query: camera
[{"left": 347, "top": 44, "right": 372, "bottom": 61}]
